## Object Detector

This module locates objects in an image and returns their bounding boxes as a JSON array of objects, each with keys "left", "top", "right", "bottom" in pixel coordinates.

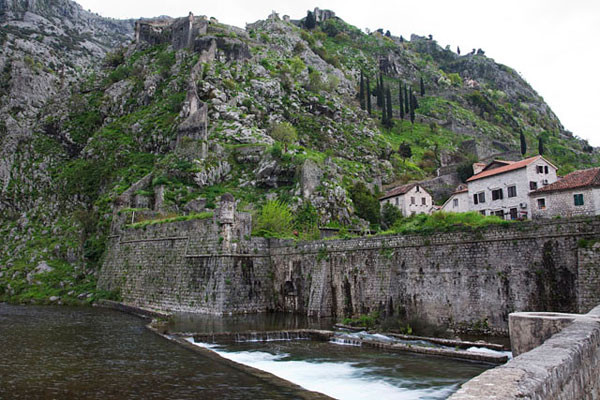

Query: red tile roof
[
  {"left": 380, "top": 183, "right": 421, "bottom": 200},
  {"left": 467, "top": 156, "right": 547, "bottom": 182},
  {"left": 532, "top": 167, "right": 600, "bottom": 194}
]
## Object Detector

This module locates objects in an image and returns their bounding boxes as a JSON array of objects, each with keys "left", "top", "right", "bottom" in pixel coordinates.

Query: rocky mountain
[{"left": 0, "top": 3, "right": 597, "bottom": 304}]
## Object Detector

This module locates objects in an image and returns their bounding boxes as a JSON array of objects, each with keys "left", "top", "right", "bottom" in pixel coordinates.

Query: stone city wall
[{"left": 99, "top": 213, "right": 600, "bottom": 332}]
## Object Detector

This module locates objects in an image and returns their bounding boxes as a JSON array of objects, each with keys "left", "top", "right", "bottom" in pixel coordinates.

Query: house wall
[
  {"left": 380, "top": 185, "right": 433, "bottom": 216},
  {"left": 531, "top": 188, "right": 599, "bottom": 219},
  {"left": 467, "top": 160, "right": 557, "bottom": 219},
  {"left": 441, "top": 191, "right": 469, "bottom": 213}
]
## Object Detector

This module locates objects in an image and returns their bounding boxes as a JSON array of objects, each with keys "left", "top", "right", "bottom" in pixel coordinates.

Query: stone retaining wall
[{"left": 99, "top": 214, "right": 600, "bottom": 332}]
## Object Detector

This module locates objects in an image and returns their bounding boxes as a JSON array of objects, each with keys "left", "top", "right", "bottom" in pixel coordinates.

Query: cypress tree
[
  {"left": 305, "top": 11, "right": 316, "bottom": 29},
  {"left": 386, "top": 87, "right": 393, "bottom": 127},
  {"left": 381, "top": 87, "right": 387, "bottom": 126},
  {"left": 409, "top": 91, "right": 416, "bottom": 124},
  {"left": 457, "top": 46, "right": 461, "bottom": 55},
  {"left": 359, "top": 71, "right": 365, "bottom": 110},
  {"left": 378, "top": 74, "right": 384, "bottom": 108},
  {"left": 376, "top": 74, "right": 382, "bottom": 108},
  {"left": 538, "top": 136, "right": 544, "bottom": 155},
  {"left": 404, "top": 85, "right": 410, "bottom": 115},
  {"left": 412, "top": 88, "right": 419, "bottom": 109},
  {"left": 399, "top": 82, "right": 404, "bottom": 120},
  {"left": 520, "top": 132, "right": 527, "bottom": 156},
  {"left": 366, "top": 77, "right": 372, "bottom": 115},
  {"left": 420, "top": 76, "right": 425, "bottom": 96}
]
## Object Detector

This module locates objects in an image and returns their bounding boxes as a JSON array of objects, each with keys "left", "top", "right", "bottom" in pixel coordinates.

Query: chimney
[{"left": 472, "top": 162, "right": 486, "bottom": 175}]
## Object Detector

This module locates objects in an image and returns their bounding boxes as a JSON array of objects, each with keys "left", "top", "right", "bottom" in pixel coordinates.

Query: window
[
  {"left": 509, "top": 208, "right": 518, "bottom": 220},
  {"left": 421, "top": 197, "right": 427, "bottom": 205},
  {"left": 411, "top": 197, "right": 415, "bottom": 205},
  {"left": 395, "top": 197, "right": 399, "bottom": 206},
  {"left": 574, "top": 194, "right": 584, "bottom": 206},
  {"left": 544, "top": 166, "right": 549, "bottom": 174},
  {"left": 491, "top": 189, "right": 503, "bottom": 201},
  {"left": 494, "top": 210, "right": 504, "bottom": 218},
  {"left": 529, "top": 181, "right": 538, "bottom": 190},
  {"left": 537, "top": 198, "right": 546, "bottom": 210},
  {"left": 453, "top": 198, "right": 459, "bottom": 208},
  {"left": 478, "top": 192, "right": 486, "bottom": 203},
  {"left": 473, "top": 194, "right": 478, "bottom": 205},
  {"left": 415, "top": 185, "right": 420, "bottom": 192},
  {"left": 507, "top": 186, "right": 517, "bottom": 198},
  {"left": 537, "top": 166, "right": 544, "bottom": 174}
]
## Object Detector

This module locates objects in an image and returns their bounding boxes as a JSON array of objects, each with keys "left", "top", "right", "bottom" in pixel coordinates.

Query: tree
[
  {"left": 381, "top": 202, "right": 402, "bottom": 229},
  {"left": 404, "top": 85, "right": 410, "bottom": 116},
  {"left": 376, "top": 74, "right": 384, "bottom": 108},
  {"left": 399, "top": 82, "right": 404, "bottom": 120},
  {"left": 270, "top": 121, "right": 298, "bottom": 153},
  {"left": 380, "top": 87, "right": 387, "bottom": 126},
  {"left": 420, "top": 76, "right": 425, "bottom": 96},
  {"left": 538, "top": 136, "right": 544, "bottom": 155},
  {"left": 457, "top": 46, "right": 461, "bottom": 55},
  {"left": 409, "top": 92, "right": 416, "bottom": 124},
  {"left": 359, "top": 71, "right": 365, "bottom": 110},
  {"left": 254, "top": 200, "right": 294, "bottom": 237},
  {"left": 305, "top": 11, "right": 316, "bottom": 29},
  {"left": 349, "top": 182, "right": 381, "bottom": 226},
  {"left": 398, "top": 142, "right": 412, "bottom": 160},
  {"left": 366, "top": 77, "right": 372, "bottom": 115},
  {"left": 520, "top": 131, "right": 527, "bottom": 156},
  {"left": 385, "top": 30, "right": 391, "bottom": 37},
  {"left": 385, "top": 87, "right": 393, "bottom": 127}
]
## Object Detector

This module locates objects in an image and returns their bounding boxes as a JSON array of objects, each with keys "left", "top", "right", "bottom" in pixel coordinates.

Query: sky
[{"left": 77, "top": 0, "right": 600, "bottom": 146}]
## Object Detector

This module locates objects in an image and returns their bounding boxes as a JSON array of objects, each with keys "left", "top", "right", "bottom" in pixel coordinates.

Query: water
[
  {"left": 0, "top": 304, "right": 305, "bottom": 399},
  {"left": 190, "top": 339, "right": 493, "bottom": 400},
  {"left": 1, "top": 304, "right": 494, "bottom": 399}
]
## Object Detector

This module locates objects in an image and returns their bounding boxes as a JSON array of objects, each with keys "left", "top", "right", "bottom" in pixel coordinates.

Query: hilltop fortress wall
[{"left": 98, "top": 199, "right": 600, "bottom": 333}]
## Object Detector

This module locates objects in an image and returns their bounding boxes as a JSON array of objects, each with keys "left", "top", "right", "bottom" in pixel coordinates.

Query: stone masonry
[{"left": 99, "top": 208, "right": 600, "bottom": 332}]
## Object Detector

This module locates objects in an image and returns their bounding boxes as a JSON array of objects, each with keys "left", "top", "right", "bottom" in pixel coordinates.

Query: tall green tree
[
  {"left": 399, "top": 82, "right": 404, "bottom": 120},
  {"left": 538, "top": 136, "right": 544, "bottom": 155},
  {"left": 404, "top": 85, "right": 410, "bottom": 115},
  {"left": 420, "top": 76, "right": 425, "bottom": 96},
  {"left": 398, "top": 142, "right": 412, "bottom": 160},
  {"left": 520, "top": 131, "right": 527, "bottom": 156},
  {"left": 359, "top": 70, "right": 365, "bottom": 110},
  {"left": 381, "top": 87, "right": 387, "bottom": 126},
  {"left": 305, "top": 11, "right": 316, "bottom": 29},
  {"left": 366, "top": 77, "right": 372, "bottom": 115},
  {"left": 376, "top": 74, "right": 384, "bottom": 108},
  {"left": 349, "top": 182, "right": 380, "bottom": 226},
  {"left": 385, "top": 87, "right": 393, "bottom": 127},
  {"left": 409, "top": 91, "right": 416, "bottom": 124}
]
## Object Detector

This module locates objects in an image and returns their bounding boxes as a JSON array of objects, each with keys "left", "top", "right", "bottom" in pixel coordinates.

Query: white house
[
  {"left": 441, "top": 184, "right": 470, "bottom": 213},
  {"left": 466, "top": 155, "right": 558, "bottom": 220},
  {"left": 379, "top": 183, "right": 433, "bottom": 216},
  {"left": 530, "top": 167, "right": 600, "bottom": 219}
]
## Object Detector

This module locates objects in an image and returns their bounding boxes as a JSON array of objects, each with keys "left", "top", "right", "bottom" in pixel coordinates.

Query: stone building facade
[
  {"left": 379, "top": 183, "right": 433, "bottom": 216},
  {"left": 441, "top": 185, "right": 469, "bottom": 213},
  {"left": 466, "top": 156, "right": 558, "bottom": 219},
  {"left": 530, "top": 167, "right": 600, "bottom": 219}
]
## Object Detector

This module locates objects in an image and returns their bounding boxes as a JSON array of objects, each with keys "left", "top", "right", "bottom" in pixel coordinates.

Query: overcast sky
[{"left": 77, "top": 0, "right": 600, "bottom": 147}]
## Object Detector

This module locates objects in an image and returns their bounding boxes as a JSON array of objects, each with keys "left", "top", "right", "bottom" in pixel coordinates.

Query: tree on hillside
[
  {"left": 420, "top": 76, "right": 425, "bottom": 96},
  {"left": 457, "top": 46, "right": 461, "bottom": 55},
  {"left": 359, "top": 71, "right": 365, "bottom": 110},
  {"left": 381, "top": 202, "right": 402, "bottom": 229},
  {"left": 520, "top": 131, "right": 527, "bottom": 156},
  {"left": 385, "top": 30, "right": 391, "bottom": 37},
  {"left": 385, "top": 87, "right": 393, "bottom": 127},
  {"left": 349, "top": 182, "right": 380, "bottom": 226},
  {"left": 377, "top": 74, "right": 384, "bottom": 108},
  {"left": 305, "top": 11, "right": 316, "bottom": 29},
  {"left": 399, "top": 82, "right": 404, "bottom": 120},
  {"left": 381, "top": 87, "right": 387, "bottom": 126},
  {"left": 398, "top": 142, "right": 412, "bottom": 160},
  {"left": 404, "top": 85, "right": 410, "bottom": 116},
  {"left": 538, "top": 136, "right": 544, "bottom": 155},
  {"left": 409, "top": 91, "right": 416, "bottom": 124},
  {"left": 366, "top": 77, "right": 372, "bottom": 115},
  {"left": 270, "top": 121, "right": 297, "bottom": 153}
]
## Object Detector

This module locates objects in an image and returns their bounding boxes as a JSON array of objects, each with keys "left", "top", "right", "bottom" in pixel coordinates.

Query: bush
[
  {"left": 253, "top": 200, "right": 294, "bottom": 238},
  {"left": 349, "top": 182, "right": 380, "bottom": 226},
  {"left": 295, "top": 202, "right": 320, "bottom": 239},
  {"left": 390, "top": 211, "right": 511, "bottom": 235},
  {"left": 270, "top": 121, "right": 297, "bottom": 152},
  {"left": 381, "top": 203, "right": 402, "bottom": 229}
]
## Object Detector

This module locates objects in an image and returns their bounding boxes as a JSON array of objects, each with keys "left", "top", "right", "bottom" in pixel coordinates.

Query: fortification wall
[
  {"left": 98, "top": 214, "right": 274, "bottom": 315},
  {"left": 99, "top": 214, "right": 600, "bottom": 331},
  {"left": 270, "top": 218, "right": 600, "bottom": 333}
]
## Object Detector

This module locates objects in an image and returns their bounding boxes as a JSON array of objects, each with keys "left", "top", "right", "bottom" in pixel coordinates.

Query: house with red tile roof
[
  {"left": 441, "top": 184, "right": 470, "bottom": 213},
  {"left": 530, "top": 167, "right": 600, "bottom": 219},
  {"left": 466, "top": 155, "right": 558, "bottom": 219},
  {"left": 379, "top": 183, "right": 433, "bottom": 216}
]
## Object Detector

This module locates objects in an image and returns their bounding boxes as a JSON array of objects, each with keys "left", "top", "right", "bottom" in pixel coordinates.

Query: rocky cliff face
[{"left": 0, "top": 3, "right": 597, "bottom": 305}]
